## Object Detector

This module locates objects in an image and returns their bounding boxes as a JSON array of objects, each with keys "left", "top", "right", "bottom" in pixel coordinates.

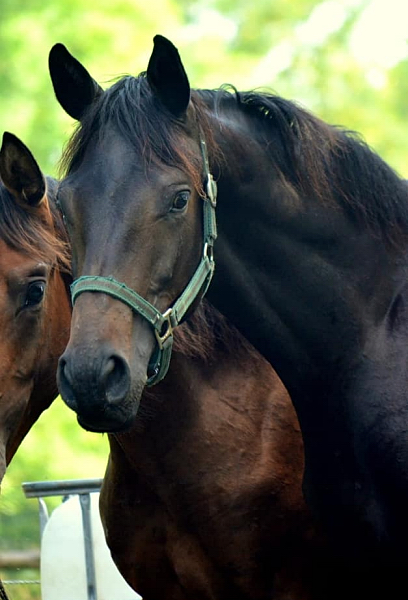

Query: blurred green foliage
[
  {"left": 1, "top": 0, "right": 408, "bottom": 592},
  {"left": 1, "top": 399, "right": 108, "bottom": 549},
  {"left": 1, "top": 399, "right": 109, "bottom": 598},
  {"left": 1, "top": 0, "right": 407, "bottom": 176}
]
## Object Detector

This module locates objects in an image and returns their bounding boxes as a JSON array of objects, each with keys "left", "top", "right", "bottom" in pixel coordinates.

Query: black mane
[
  {"left": 61, "top": 77, "right": 408, "bottom": 250},
  {"left": 198, "top": 87, "right": 408, "bottom": 249}
]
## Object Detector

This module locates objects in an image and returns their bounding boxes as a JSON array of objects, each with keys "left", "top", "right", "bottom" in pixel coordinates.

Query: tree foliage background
[{"left": 0, "top": 0, "right": 407, "bottom": 592}]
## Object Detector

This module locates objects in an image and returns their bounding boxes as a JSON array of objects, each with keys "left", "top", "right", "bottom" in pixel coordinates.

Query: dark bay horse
[
  {"left": 0, "top": 132, "right": 70, "bottom": 485},
  {"left": 49, "top": 36, "right": 408, "bottom": 596}
]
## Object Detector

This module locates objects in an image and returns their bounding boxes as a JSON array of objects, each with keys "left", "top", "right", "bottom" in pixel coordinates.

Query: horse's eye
[
  {"left": 25, "top": 281, "right": 46, "bottom": 307},
  {"left": 171, "top": 191, "right": 190, "bottom": 212}
]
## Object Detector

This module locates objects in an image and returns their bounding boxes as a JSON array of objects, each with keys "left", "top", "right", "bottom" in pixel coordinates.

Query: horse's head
[
  {"left": 0, "top": 132, "right": 71, "bottom": 482},
  {"left": 49, "top": 36, "right": 215, "bottom": 432}
]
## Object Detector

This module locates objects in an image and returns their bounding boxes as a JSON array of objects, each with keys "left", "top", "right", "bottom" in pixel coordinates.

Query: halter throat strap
[{"left": 70, "top": 132, "right": 217, "bottom": 386}]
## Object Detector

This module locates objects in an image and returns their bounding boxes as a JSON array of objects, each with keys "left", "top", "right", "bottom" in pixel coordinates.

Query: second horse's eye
[
  {"left": 171, "top": 191, "right": 190, "bottom": 212},
  {"left": 25, "top": 281, "right": 46, "bottom": 307}
]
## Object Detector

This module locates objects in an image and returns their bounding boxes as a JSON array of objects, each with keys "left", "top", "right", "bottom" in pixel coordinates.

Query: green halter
[{"left": 70, "top": 136, "right": 217, "bottom": 386}]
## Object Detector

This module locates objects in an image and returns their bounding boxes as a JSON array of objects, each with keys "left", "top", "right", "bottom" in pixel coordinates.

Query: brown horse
[
  {"left": 0, "top": 135, "right": 330, "bottom": 599},
  {"left": 101, "top": 302, "right": 331, "bottom": 600},
  {"left": 0, "top": 132, "right": 70, "bottom": 600},
  {"left": 0, "top": 131, "right": 70, "bottom": 484},
  {"left": 0, "top": 135, "right": 330, "bottom": 598}
]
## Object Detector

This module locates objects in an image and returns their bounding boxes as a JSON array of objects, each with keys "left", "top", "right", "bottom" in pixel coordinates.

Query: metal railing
[{"left": 21, "top": 478, "right": 103, "bottom": 600}]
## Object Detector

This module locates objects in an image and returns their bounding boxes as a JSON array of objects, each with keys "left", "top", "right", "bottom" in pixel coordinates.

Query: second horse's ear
[
  {"left": 0, "top": 132, "right": 46, "bottom": 207},
  {"left": 49, "top": 43, "right": 103, "bottom": 120},
  {"left": 147, "top": 35, "right": 190, "bottom": 119}
]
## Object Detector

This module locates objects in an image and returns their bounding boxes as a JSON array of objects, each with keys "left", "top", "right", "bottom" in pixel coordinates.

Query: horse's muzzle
[{"left": 57, "top": 345, "right": 137, "bottom": 432}]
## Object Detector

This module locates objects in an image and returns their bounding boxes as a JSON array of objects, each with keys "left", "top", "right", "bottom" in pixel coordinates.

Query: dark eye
[
  {"left": 171, "top": 191, "right": 190, "bottom": 212},
  {"left": 25, "top": 281, "right": 46, "bottom": 307}
]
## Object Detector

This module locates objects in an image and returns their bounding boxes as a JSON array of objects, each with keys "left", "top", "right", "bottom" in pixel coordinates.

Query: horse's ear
[
  {"left": 147, "top": 35, "right": 190, "bottom": 119},
  {"left": 0, "top": 132, "right": 46, "bottom": 207},
  {"left": 49, "top": 43, "right": 103, "bottom": 120}
]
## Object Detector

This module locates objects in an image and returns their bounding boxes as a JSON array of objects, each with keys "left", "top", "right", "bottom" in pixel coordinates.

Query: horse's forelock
[
  {"left": 0, "top": 183, "right": 70, "bottom": 271},
  {"left": 60, "top": 76, "right": 217, "bottom": 195}
]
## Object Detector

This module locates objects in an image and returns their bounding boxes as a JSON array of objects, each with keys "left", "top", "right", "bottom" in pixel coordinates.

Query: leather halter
[{"left": 70, "top": 134, "right": 217, "bottom": 386}]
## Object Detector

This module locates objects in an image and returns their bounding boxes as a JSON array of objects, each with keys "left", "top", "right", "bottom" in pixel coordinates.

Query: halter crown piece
[{"left": 70, "top": 132, "right": 217, "bottom": 386}]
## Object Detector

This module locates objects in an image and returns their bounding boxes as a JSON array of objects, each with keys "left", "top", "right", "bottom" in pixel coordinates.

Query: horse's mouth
[{"left": 77, "top": 409, "right": 138, "bottom": 434}]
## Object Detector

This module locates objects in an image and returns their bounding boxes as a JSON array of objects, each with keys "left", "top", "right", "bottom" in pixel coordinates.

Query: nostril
[
  {"left": 57, "top": 356, "right": 68, "bottom": 388},
  {"left": 102, "top": 357, "right": 116, "bottom": 380},
  {"left": 102, "top": 354, "right": 130, "bottom": 405},
  {"left": 57, "top": 355, "right": 77, "bottom": 410}
]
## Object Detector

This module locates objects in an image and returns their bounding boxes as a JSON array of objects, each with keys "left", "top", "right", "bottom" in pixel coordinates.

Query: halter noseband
[{"left": 70, "top": 133, "right": 217, "bottom": 386}]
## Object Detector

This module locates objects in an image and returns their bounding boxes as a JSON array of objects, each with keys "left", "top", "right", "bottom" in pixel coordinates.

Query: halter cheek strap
[{"left": 70, "top": 135, "right": 217, "bottom": 386}]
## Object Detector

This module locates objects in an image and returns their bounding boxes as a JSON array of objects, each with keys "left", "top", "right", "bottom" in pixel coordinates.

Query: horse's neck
[
  {"left": 111, "top": 344, "right": 302, "bottom": 507},
  {"left": 206, "top": 109, "right": 408, "bottom": 557},
  {"left": 207, "top": 111, "right": 405, "bottom": 398}
]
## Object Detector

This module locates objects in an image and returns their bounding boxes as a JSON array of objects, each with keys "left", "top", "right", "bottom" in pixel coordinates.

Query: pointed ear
[
  {"left": 147, "top": 35, "right": 190, "bottom": 119},
  {"left": 0, "top": 132, "right": 46, "bottom": 207},
  {"left": 49, "top": 43, "right": 103, "bottom": 120}
]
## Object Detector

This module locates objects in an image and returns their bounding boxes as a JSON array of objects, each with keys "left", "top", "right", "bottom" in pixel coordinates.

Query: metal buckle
[
  {"left": 206, "top": 175, "right": 217, "bottom": 208},
  {"left": 154, "top": 308, "right": 174, "bottom": 349},
  {"left": 203, "top": 242, "right": 214, "bottom": 262}
]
